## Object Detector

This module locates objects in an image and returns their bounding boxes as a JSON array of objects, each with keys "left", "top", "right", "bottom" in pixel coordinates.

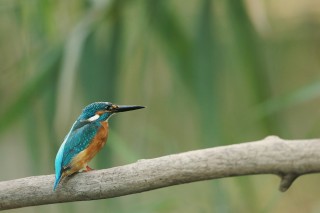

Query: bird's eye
[{"left": 106, "top": 106, "right": 112, "bottom": 110}]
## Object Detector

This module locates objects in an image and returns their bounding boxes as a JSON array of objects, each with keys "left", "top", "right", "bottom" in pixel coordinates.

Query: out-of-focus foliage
[{"left": 1, "top": 0, "right": 320, "bottom": 212}]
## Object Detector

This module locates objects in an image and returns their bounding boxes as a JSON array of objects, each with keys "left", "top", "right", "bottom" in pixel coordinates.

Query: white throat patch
[{"left": 87, "top": 114, "right": 100, "bottom": 122}]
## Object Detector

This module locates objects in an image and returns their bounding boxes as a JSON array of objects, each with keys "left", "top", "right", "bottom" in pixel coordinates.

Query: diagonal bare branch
[{"left": 1, "top": 136, "right": 320, "bottom": 210}]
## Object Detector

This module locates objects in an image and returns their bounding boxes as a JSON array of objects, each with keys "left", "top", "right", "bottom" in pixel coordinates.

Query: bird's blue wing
[
  {"left": 54, "top": 120, "right": 101, "bottom": 190},
  {"left": 61, "top": 122, "right": 101, "bottom": 168}
]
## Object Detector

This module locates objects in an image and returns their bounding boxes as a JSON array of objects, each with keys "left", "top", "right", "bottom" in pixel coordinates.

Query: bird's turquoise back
[{"left": 54, "top": 120, "right": 101, "bottom": 190}]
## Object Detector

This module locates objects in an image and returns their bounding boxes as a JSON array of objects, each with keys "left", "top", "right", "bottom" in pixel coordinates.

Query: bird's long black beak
[{"left": 113, "top": 105, "right": 145, "bottom": 113}]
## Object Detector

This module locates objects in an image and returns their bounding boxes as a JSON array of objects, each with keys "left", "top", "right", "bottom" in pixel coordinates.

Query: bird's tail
[{"left": 53, "top": 172, "right": 62, "bottom": 191}]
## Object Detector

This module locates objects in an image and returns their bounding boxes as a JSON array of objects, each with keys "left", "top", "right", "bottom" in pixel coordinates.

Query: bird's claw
[{"left": 84, "top": 165, "right": 94, "bottom": 172}]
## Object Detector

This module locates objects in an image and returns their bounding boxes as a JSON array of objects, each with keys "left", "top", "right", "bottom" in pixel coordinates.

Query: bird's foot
[{"left": 84, "top": 165, "right": 94, "bottom": 172}]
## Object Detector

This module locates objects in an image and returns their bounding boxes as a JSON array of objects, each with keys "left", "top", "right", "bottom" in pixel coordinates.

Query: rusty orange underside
[{"left": 62, "top": 122, "right": 109, "bottom": 178}]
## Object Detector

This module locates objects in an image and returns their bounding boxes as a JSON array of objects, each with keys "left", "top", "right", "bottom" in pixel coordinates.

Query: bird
[{"left": 53, "top": 102, "right": 145, "bottom": 190}]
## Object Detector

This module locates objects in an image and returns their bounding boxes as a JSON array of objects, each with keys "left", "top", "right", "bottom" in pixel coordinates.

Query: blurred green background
[{"left": 1, "top": 0, "right": 320, "bottom": 212}]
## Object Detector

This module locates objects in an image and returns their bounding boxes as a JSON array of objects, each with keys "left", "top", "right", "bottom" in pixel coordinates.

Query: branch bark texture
[{"left": 1, "top": 136, "right": 320, "bottom": 210}]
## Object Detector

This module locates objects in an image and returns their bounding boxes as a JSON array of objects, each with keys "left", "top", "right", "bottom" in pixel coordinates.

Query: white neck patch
[{"left": 87, "top": 114, "right": 100, "bottom": 122}]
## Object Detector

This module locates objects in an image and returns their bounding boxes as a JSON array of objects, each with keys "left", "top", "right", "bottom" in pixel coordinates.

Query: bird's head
[{"left": 78, "top": 102, "right": 145, "bottom": 122}]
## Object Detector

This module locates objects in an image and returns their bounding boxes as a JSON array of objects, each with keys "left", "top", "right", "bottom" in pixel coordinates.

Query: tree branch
[{"left": 1, "top": 136, "right": 320, "bottom": 210}]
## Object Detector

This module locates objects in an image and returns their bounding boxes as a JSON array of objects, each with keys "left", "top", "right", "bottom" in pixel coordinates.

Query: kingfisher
[{"left": 53, "top": 102, "right": 145, "bottom": 190}]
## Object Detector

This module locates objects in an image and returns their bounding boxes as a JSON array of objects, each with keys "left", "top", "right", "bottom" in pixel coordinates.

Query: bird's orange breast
[
  {"left": 83, "top": 121, "right": 109, "bottom": 161},
  {"left": 66, "top": 122, "right": 109, "bottom": 175}
]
